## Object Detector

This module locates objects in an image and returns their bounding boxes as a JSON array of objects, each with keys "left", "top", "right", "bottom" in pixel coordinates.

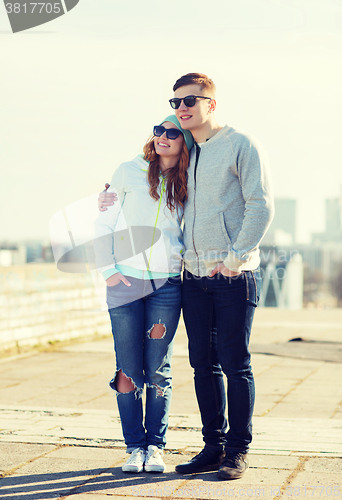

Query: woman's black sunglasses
[
  {"left": 153, "top": 125, "right": 183, "bottom": 140},
  {"left": 169, "top": 95, "right": 212, "bottom": 110}
]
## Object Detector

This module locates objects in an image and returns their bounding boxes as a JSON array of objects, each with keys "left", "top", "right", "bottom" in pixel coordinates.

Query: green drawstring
[{"left": 147, "top": 175, "right": 165, "bottom": 274}]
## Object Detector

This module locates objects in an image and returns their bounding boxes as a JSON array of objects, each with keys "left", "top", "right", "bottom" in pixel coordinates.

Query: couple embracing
[{"left": 95, "top": 72, "right": 274, "bottom": 479}]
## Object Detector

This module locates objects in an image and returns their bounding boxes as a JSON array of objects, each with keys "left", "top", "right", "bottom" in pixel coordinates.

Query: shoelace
[
  {"left": 146, "top": 448, "right": 159, "bottom": 460},
  {"left": 129, "top": 449, "right": 144, "bottom": 462}
]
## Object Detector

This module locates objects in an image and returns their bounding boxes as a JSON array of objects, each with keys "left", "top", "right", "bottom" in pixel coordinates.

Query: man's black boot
[
  {"left": 217, "top": 452, "right": 248, "bottom": 480},
  {"left": 175, "top": 447, "right": 225, "bottom": 474}
]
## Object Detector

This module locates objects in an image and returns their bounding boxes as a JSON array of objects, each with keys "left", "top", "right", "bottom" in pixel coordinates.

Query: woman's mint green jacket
[{"left": 94, "top": 155, "right": 184, "bottom": 280}]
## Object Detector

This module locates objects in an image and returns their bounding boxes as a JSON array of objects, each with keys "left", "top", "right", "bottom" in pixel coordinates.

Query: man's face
[{"left": 173, "top": 84, "right": 212, "bottom": 131}]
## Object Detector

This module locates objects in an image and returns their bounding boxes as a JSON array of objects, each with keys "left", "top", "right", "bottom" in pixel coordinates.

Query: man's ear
[{"left": 209, "top": 99, "right": 217, "bottom": 113}]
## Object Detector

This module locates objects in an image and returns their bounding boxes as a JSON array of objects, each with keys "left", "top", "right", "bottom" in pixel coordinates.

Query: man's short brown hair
[{"left": 173, "top": 73, "right": 216, "bottom": 97}]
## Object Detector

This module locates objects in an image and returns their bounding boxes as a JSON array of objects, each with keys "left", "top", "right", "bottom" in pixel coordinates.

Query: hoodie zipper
[
  {"left": 147, "top": 175, "right": 165, "bottom": 272},
  {"left": 192, "top": 143, "right": 201, "bottom": 275}
]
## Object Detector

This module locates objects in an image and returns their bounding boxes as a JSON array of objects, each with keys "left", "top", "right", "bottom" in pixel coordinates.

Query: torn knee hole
[
  {"left": 115, "top": 369, "right": 136, "bottom": 393},
  {"left": 147, "top": 322, "right": 166, "bottom": 339}
]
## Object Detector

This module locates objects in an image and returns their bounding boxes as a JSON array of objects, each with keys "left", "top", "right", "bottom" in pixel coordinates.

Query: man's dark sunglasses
[
  {"left": 169, "top": 95, "right": 212, "bottom": 110},
  {"left": 153, "top": 125, "right": 183, "bottom": 140}
]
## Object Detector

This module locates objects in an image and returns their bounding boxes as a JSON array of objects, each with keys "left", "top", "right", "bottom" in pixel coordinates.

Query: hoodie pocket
[{"left": 219, "top": 212, "right": 232, "bottom": 246}]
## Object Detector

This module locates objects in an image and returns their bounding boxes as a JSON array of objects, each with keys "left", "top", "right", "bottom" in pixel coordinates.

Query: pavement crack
[
  {"left": 254, "top": 360, "right": 284, "bottom": 379},
  {"left": 261, "top": 364, "right": 321, "bottom": 416},
  {"left": 78, "top": 392, "right": 111, "bottom": 405},
  {"left": 170, "top": 478, "right": 194, "bottom": 499},
  {"left": 331, "top": 398, "right": 342, "bottom": 418},
  {"left": 58, "top": 457, "right": 124, "bottom": 499},
  {"left": 0, "top": 444, "right": 62, "bottom": 478},
  {"left": 275, "top": 456, "right": 309, "bottom": 499}
]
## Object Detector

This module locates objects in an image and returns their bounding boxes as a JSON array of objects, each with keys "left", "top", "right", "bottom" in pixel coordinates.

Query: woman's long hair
[{"left": 143, "top": 136, "right": 189, "bottom": 212}]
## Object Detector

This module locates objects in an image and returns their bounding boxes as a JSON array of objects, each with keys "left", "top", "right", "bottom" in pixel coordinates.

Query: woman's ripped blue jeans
[{"left": 108, "top": 276, "right": 182, "bottom": 452}]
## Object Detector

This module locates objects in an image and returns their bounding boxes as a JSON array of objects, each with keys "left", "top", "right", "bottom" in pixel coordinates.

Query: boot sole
[
  {"left": 176, "top": 464, "right": 222, "bottom": 474},
  {"left": 217, "top": 467, "right": 248, "bottom": 480}
]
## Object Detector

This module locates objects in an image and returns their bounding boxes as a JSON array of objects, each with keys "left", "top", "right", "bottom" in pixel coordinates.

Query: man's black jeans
[{"left": 182, "top": 268, "right": 261, "bottom": 452}]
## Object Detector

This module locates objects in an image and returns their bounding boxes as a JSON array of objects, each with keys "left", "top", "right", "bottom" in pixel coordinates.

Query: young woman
[{"left": 95, "top": 116, "right": 193, "bottom": 473}]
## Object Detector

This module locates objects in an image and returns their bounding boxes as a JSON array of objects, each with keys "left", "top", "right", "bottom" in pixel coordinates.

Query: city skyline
[
  {"left": 2, "top": 191, "right": 342, "bottom": 248},
  {"left": 1, "top": 0, "right": 342, "bottom": 244}
]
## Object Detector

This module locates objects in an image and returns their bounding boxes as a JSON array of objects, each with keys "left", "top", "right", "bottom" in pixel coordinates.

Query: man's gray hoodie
[{"left": 183, "top": 124, "right": 274, "bottom": 277}]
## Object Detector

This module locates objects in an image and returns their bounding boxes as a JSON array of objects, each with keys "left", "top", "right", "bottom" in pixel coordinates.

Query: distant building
[
  {"left": 261, "top": 241, "right": 342, "bottom": 284},
  {"left": 262, "top": 198, "right": 296, "bottom": 246},
  {"left": 25, "top": 241, "right": 55, "bottom": 264},
  {"left": 312, "top": 188, "right": 342, "bottom": 243},
  {"left": 258, "top": 245, "right": 303, "bottom": 309},
  {"left": 300, "top": 242, "right": 342, "bottom": 279},
  {"left": 0, "top": 241, "right": 54, "bottom": 266},
  {"left": 26, "top": 242, "right": 43, "bottom": 263},
  {"left": 0, "top": 243, "right": 26, "bottom": 266}
]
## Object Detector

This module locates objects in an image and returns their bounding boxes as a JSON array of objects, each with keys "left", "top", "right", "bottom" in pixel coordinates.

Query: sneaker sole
[
  {"left": 122, "top": 466, "right": 144, "bottom": 473},
  {"left": 144, "top": 465, "right": 165, "bottom": 473}
]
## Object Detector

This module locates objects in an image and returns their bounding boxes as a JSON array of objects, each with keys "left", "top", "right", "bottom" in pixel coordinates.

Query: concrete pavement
[{"left": 0, "top": 308, "right": 341, "bottom": 499}]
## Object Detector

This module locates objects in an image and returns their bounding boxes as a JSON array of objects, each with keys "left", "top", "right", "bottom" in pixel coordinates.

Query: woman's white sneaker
[
  {"left": 144, "top": 445, "right": 165, "bottom": 472},
  {"left": 122, "top": 448, "right": 145, "bottom": 473}
]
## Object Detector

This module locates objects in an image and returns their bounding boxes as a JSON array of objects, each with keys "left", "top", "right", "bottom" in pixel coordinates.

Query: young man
[
  {"left": 169, "top": 73, "right": 274, "bottom": 479},
  {"left": 98, "top": 73, "right": 274, "bottom": 480}
]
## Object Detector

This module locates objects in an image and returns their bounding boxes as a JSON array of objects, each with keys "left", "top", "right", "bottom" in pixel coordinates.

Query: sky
[{"left": 1, "top": 0, "right": 342, "bottom": 244}]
